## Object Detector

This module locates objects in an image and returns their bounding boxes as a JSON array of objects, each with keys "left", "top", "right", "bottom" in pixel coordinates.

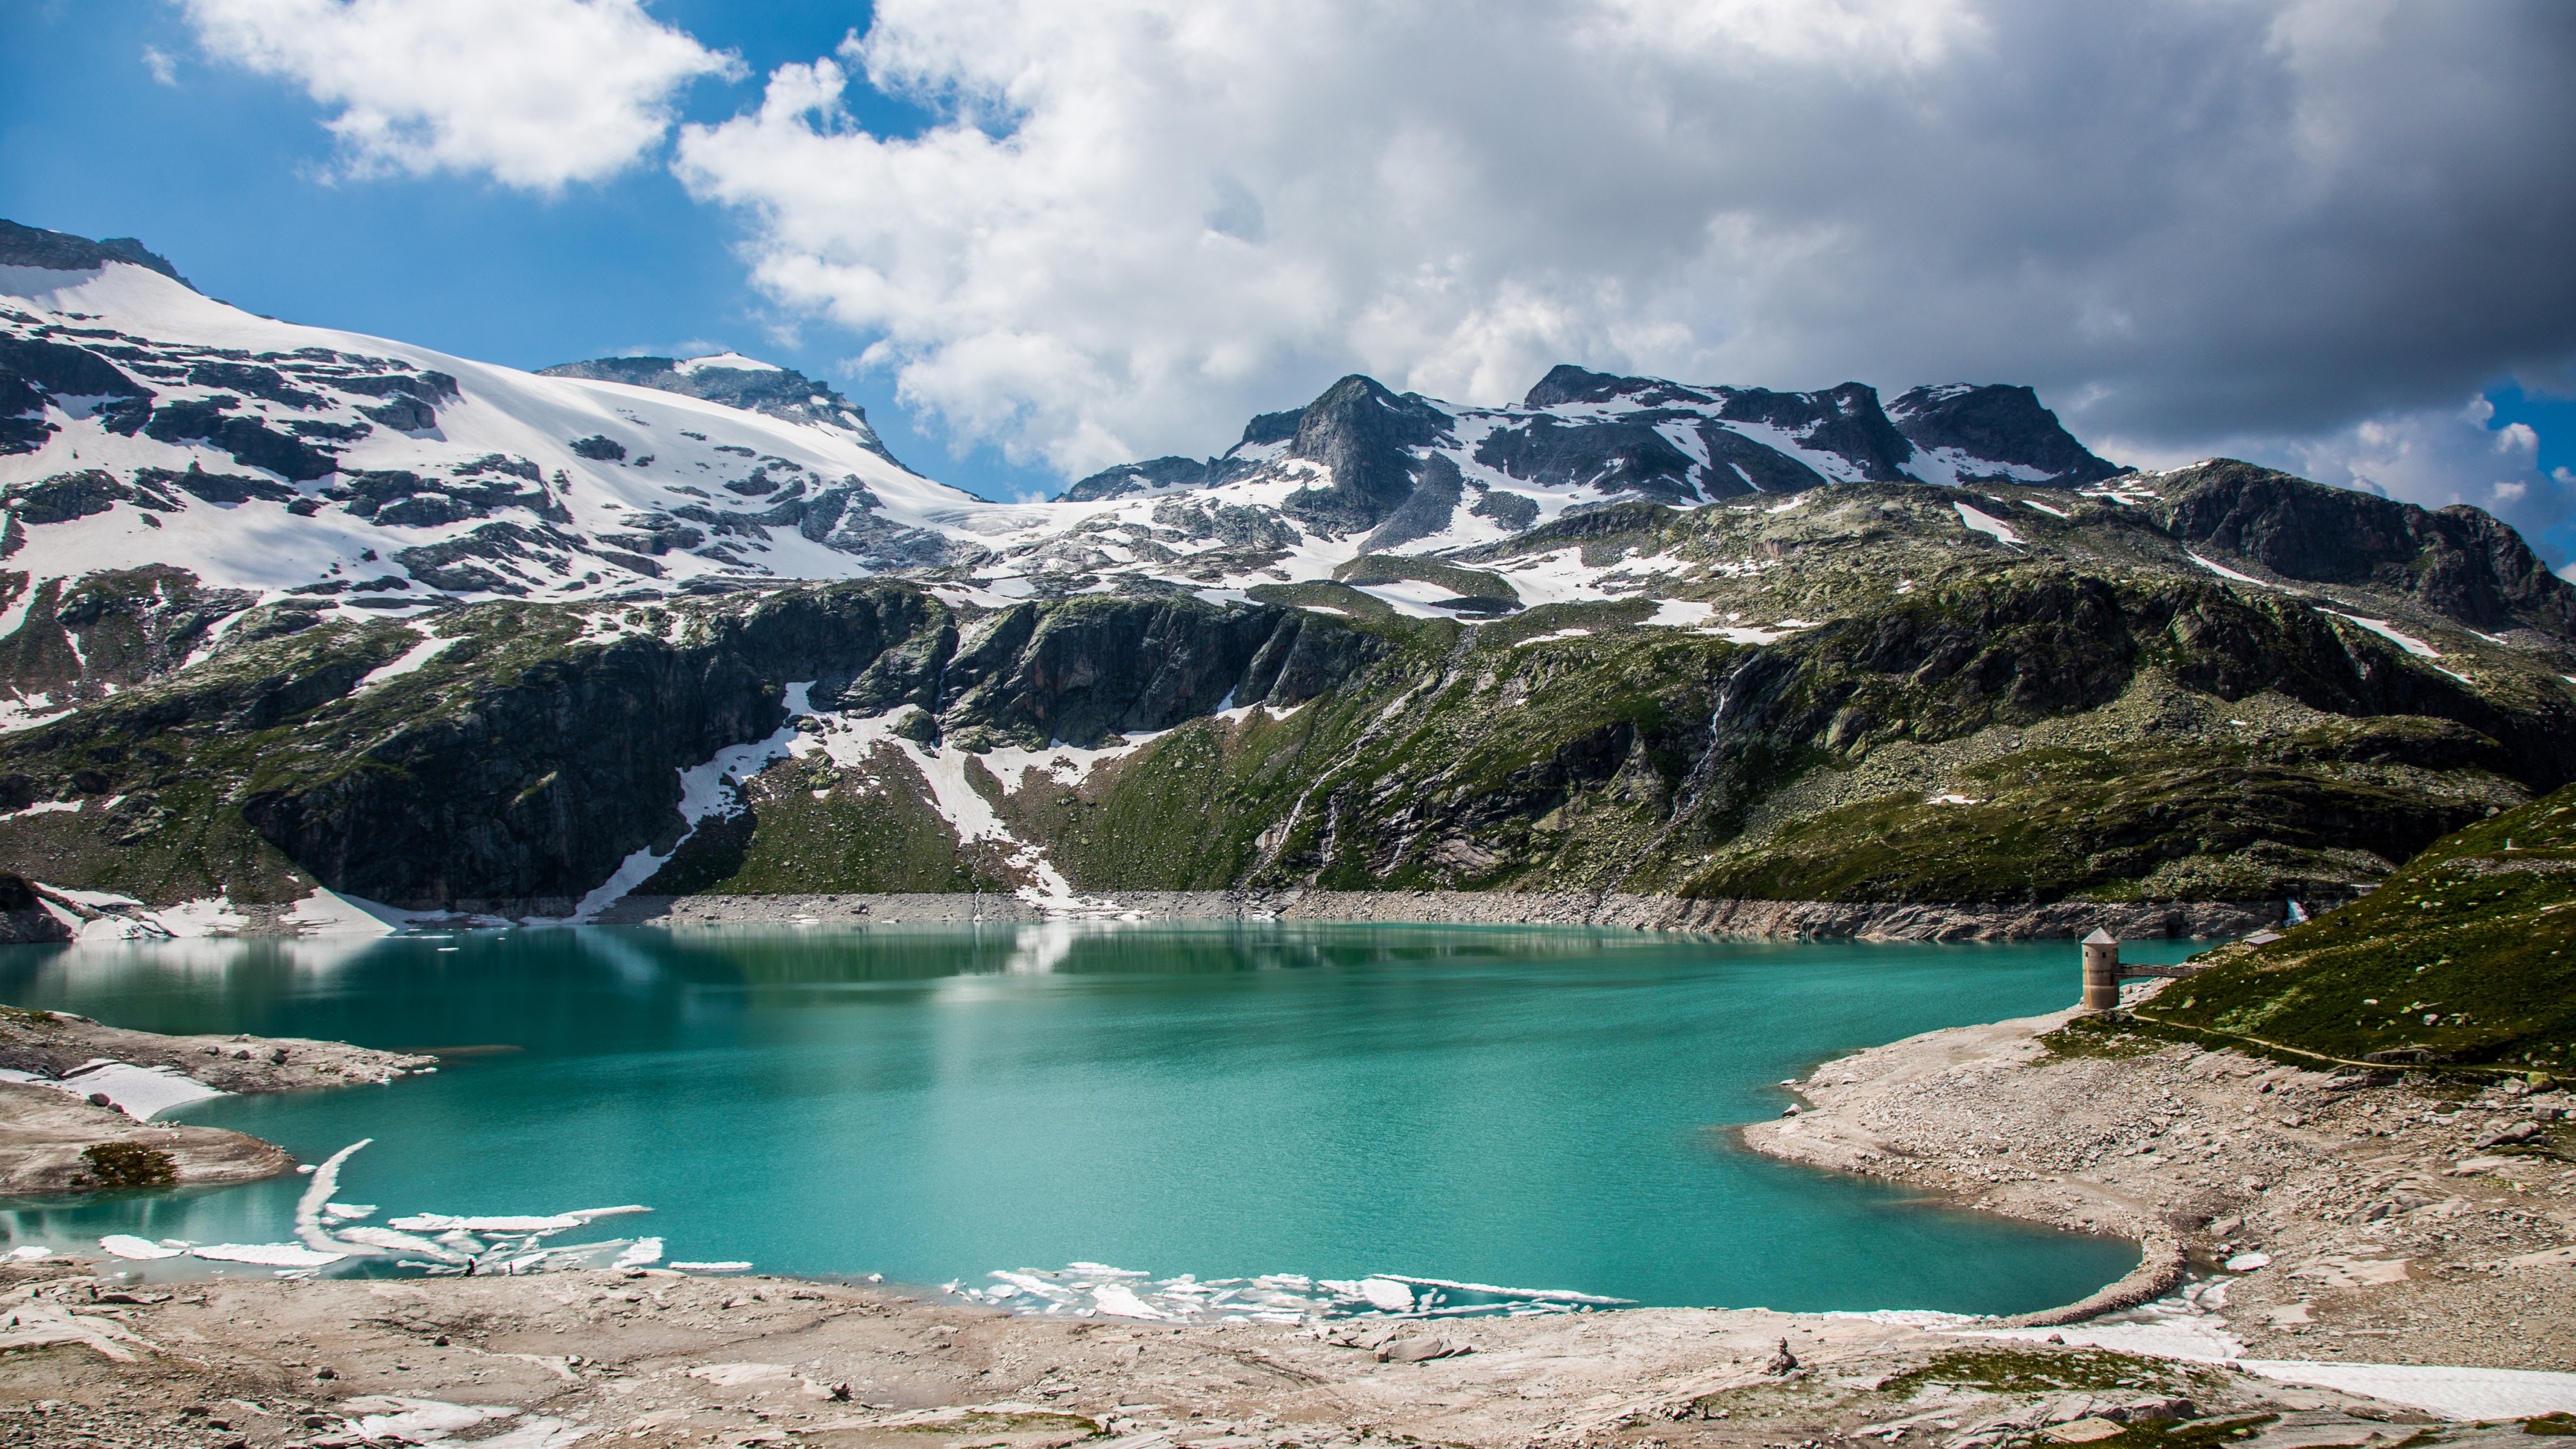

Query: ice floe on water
[
  {"left": 90, "top": 1140, "right": 691, "bottom": 1279},
  {"left": 947, "top": 1264, "right": 1632, "bottom": 1323}
]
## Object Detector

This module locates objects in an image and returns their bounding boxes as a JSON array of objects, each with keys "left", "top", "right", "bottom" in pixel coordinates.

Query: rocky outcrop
[
  {"left": 0, "top": 873, "right": 70, "bottom": 943},
  {"left": 0, "top": 218, "right": 191, "bottom": 284},
  {"left": 1886, "top": 383, "right": 2125, "bottom": 486},
  {"left": 2148, "top": 459, "right": 2576, "bottom": 637},
  {"left": 1280, "top": 374, "right": 1459, "bottom": 533},
  {"left": 0, "top": 564, "right": 259, "bottom": 706},
  {"left": 936, "top": 596, "right": 1386, "bottom": 748},
  {"left": 0, "top": 1084, "right": 290, "bottom": 1193},
  {"left": 536, "top": 354, "right": 907, "bottom": 467}
]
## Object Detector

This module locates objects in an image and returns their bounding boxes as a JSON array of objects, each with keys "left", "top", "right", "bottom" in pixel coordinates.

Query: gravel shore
[
  {"left": 1744, "top": 982, "right": 2576, "bottom": 1372},
  {"left": 0, "top": 1009, "right": 432, "bottom": 1193},
  {"left": 3, "top": 1253, "right": 2564, "bottom": 1449},
  {"left": 589, "top": 891, "right": 2275, "bottom": 941}
]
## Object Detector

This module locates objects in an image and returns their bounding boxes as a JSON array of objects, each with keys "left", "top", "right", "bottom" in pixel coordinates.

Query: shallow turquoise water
[{"left": 0, "top": 923, "right": 2195, "bottom": 1314}]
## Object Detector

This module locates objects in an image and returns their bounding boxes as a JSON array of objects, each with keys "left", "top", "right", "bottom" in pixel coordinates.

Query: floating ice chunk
[
  {"left": 336, "top": 1228, "right": 472, "bottom": 1265},
  {"left": 8, "top": 1245, "right": 52, "bottom": 1260},
  {"left": 1090, "top": 1282, "right": 1168, "bottom": 1320},
  {"left": 388, "top": 1214, "right": 585, "bottom": 1233},
  {"left": 297, "top": 1140, "right": 373, "bottom": 1252},
  {"left": 190, "top": 1243, "right": 347, "bottom": 1267},
  {"left": 565, "top": 1205, "right": 651, "bottom": 1222},
  {"left": 1356, "top": 1277, "right": 1417, "bottom": 1312},
  {"left": 612, "top": 1238, "right": 664, "bottom": 1268},
  {"left": 325, "top": 1202, "right": 377, "bottom": 1220},
  {"left": 97, "top": 1235, "right": 184, "bottom": 1260},
  {"left": 1066, "top": 1261, "right": 1148, "bottom": 1277},
  {"left": 669, "top": 1260, "right": 753, "bottom": 1272}
]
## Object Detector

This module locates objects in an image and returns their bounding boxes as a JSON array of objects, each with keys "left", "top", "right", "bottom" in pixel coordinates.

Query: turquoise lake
[{"left": 0, "top": 923, "right": 2195, "bottom": 1315}]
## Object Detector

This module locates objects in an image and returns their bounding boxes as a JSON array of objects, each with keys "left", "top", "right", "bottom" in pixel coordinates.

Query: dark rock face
[
  {"left": 0, "top": 367, "right": 51, "bottom": 454},
  {"left": 0, "top": 219, "right": 191, "bottom": 287},
  {"left": 1062, "top": 455, "right": 1213, "bottom": 501},
  {"left": 1280, "top": 375, "right": 1455, "bottom": 533},
  {"left": 2151, "top": 460, "right": 2576, "bottom": 636},
  {"left": 185, "top": 362, "right": 324, "bottom": 410},
  {"left": 1886, "top": 383, "right": 2124, "bottom": 485},
  {"left": 0, "top": 565, "right": 258, "bottom": 705},
  {"left": 1711, "top": 384, "right": 1918, "bottom": 481},
  {"left": 570, "top": 434, "right": 627, "bottom": 461},
  {"left": 216, "top": 587, "right": 1379, "bottom": 906},
  {"left": 1472, "top": 415, "right": 1703, "bottom": 502},
  {"left": 938, "top": 597, "right": 1381, "bottom": 748},
  {"left": 0, "top": 872, "right": 72, "bottom": 944},
  {"left": 0, "top": 336, "right": 156, "bottom": 436},
  {"left": 535, "top": 355, "right": 907, "bottom": 468},
  {"left": 142, "top": 397, "right": 338, "bottom": 481},
  {"left": 1356, "top": 454, "right": 1464, "bottom": 553}
]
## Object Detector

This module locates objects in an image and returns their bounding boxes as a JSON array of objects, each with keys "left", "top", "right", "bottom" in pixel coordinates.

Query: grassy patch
[
  {"left": 79, "top": 1142, "right": 176, "bottom": 1189},
  {"left": 1881, "top": 1347, "right": 2192, "bottom": 1398},
  {"left": 1680, "top": 744, "right": 2487, "bottom": 904},
  {"left": 2135, "top": 782, "right": 2576, "bottom": 1071},
  {"left": 2034, "top": 1015, "right": 2165, "bottom": 1063}
]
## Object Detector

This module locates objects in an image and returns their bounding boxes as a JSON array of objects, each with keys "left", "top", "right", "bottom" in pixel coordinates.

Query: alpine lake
[{"left": 0, "top": 923, "right": 2197, "bottom": 1320}]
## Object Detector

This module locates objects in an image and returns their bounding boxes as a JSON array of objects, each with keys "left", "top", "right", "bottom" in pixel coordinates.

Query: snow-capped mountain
[{"left": 1, "top": 219, "right": 2128, "bottom": 646}]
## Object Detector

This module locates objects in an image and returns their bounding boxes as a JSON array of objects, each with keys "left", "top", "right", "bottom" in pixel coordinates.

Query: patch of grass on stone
[
  {"left": 1881, "top": 1347, "right": 2187, "bottom": 1398},
  {"left": 80, "top": 1142, "right": 177, "bottom": 1189}
]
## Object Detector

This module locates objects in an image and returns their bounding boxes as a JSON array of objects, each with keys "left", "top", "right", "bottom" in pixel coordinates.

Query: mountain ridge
[{"left": 4, "top": 220, "right": 2573, "bottom": 926}]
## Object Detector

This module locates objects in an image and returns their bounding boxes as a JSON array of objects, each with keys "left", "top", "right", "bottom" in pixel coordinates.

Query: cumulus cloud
[
  {"left": 141, "top": 45, "right": 180, "bottom": 86},
  {"left": 182, "top": 0, "right": 737, "bottom": 191},
  {"left": 666, "top": 0, "right": 2576, "bottom": 482}
]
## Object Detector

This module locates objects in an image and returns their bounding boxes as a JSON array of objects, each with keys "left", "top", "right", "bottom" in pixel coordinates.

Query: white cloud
[
  {"left": 666, "top": 0, "right": 2576, "bottom": 481},
  {"left": 182, "top": 0, "right": 737, "bottom": 191},
  {"left": 141, "top": 45, "right": 179, "bottom": 86}
]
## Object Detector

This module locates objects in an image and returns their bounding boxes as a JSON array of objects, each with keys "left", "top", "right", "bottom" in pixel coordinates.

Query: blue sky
[
  {"left": 4, "top": 1, "right": 2571, "bottom": 550},
  {"left": 1, "top": 0, "right": 1066, "bottom": 502}
]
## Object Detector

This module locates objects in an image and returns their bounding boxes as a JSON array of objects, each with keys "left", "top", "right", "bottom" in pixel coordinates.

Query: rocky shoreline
[
  {"left": 4, "top": 997, "right": 2575, "bottom": 1448},
  {"left": 0, "top": 1008, "right": 432, "bottom": 1195},
  {"left": 1742, "top": 980, "right": 2575, "bottom": 1372},
  {"left": 590, "top": 890, "right": 2279, "bottom": 941}
]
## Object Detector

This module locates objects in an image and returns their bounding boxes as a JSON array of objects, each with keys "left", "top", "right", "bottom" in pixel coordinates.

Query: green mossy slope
[{"left": 2136, "top": 783, "right": 2576, "bottom": 1071}]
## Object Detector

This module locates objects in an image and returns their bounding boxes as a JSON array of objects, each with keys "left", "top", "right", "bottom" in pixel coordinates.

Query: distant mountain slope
[
  {"left": 5, "top": 218, "right": 2574, "bottom": 923},
  {"left": 1058, "top": 365, "right": 2125, "bottom": 553},
  {"left": 534, "top": 353, "right": 908, "bottom": 468}
]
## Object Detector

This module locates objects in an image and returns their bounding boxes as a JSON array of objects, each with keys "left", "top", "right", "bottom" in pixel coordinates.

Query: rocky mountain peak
[
  {"left": 535, "top": 354, "right": 905, "bottom": 468},
  {"left": 0, "top": 219, "right": 193, "bottom": 289},
  {"left": 1886, "top": 382, "right": 2122, "bottom": 486}
]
